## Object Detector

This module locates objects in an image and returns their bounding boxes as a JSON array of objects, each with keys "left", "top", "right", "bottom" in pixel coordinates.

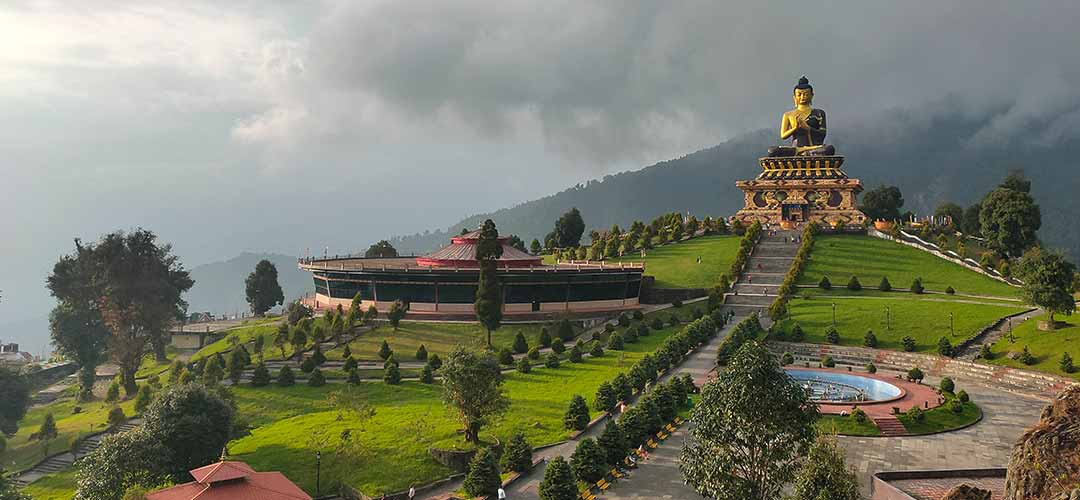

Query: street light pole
[
  {"left": 885, "top": 306, "right": 890, "bottom": 330},
  {"left": 950, "top": 312, "right": 955, "bottom": 337},
  {"left": 316, "top": 450, "right": 321, "bottom": 495},
  {"left": 832, "top": 303, "right": 836, "bottom": 327}
]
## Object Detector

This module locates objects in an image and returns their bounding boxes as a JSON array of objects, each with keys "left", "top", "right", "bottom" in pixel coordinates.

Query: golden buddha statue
[{"left": 767, "top": 76, "right": 836, "bottom": 157}]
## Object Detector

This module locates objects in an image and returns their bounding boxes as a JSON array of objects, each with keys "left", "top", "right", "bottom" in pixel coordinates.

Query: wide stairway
[
  {"left": 871, "top": 415, "right": 909, "bottom": 437},
  {"left": 13, "top": 419, "right": 142, "bottom": 487},
  {"left": 724, "top": 230, "right": 799, "bottom": 317}
]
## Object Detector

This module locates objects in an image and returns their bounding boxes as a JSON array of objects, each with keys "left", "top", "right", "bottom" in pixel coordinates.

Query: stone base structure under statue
[{"left": 735, "top": 155, "right": 866, "bottom": 229}]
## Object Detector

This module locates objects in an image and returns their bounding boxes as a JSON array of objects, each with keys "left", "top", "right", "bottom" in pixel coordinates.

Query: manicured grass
[
  {"left": 188, "top": 317, "right": 282, "bottom": 361},
  {"left": 20, "top": 470, "right": 76, "bottom": 500},
  {"left": 228, "top": 311, "right": 690, "bottom": 496},
  {"left": 987, "top": 315, "right": 1080, "bottom": 380},
  {"left": 779, "top": 296, "right": 1026, "bottom": 353},
  {"left": 796, "top": 287, "right": 1022, "bottom": 307},
  {"left": 897, "top": 400, "right": 981, "bottom": 435},
  {"left": 801, "top": 235, "right": 1019, "bottom": 298},
  {"left": 613, "top": 235, "right": 741, "bottom": 289},
  {"left": 815, "top": 414, "right": 881, "bottom": 436},
  {"left": 0, "top": 396, "right": 138, "bottom": 472},
  {"left": 325, "top": 322, "right": 571, "bottom": 362}
]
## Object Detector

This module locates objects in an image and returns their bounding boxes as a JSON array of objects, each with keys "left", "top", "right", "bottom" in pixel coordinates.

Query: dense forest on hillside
[{"left": 389, "top": 101, "right": 1080, "bottom": 260}]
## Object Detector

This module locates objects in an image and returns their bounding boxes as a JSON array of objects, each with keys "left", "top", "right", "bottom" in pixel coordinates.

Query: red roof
[
  {"left": 416, "top": 230, "right": 542, "bottom": 268},
  {"left": 146, "top": 461, "right": 312, "bottom": 500}
]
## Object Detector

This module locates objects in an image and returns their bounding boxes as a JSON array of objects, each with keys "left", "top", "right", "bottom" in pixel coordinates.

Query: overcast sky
[{"left": 3, "top": 1, "right": 1080, "bottom": 352}]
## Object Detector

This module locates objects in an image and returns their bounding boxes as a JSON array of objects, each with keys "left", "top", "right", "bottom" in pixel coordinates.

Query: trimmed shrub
[
  {"left": 545, "top": 352, "right": 560, "bottom": 369},
  {"left": 427, "top": 353, "right": 443, "bottom": 370},
  {"left": 300, "top": 357, "right": 316, "bottom": 373},
  {"left": 463, "top": 447, "right": 501, "bottom": 498},
  {"left": 551, "top": 339, "right": 566, "bottom": 354},
  {"left": 537, "top": 455, "right": 577, "bottom": 500},
  {"left": 564, "top": 395, "right": 590, "bottom": 431},
  {"left": 826, "top": 326, "right": 840, "bottom": 344},
  {"left": 847, "top": 276, "right": 862, "bottom": 291},
  {"left": 568, "top": 345, "right": 584, "bottom": 363},
  {"left": 251, "top": 362, "right": 271, "bottom": 387},
  {"left": 910, "top": 278, "right": 924, "bottom": 294},
  {"left": 1061, "top": 352, "right": 1075, "bottom": 374},
  {"left": 312, "top": 344, "right": 327, "bottom": 365},
  {"left": 864, "top": 330, "right": 878, "bottom": 348},
  {"left": 107, "top": 406, "right": 126, "bottom": 428},
  {"left": 502, "top": 432, "right": 533, "bottom": 473},
  {"left": 906, "top": 406, "right": 925, "bottom": 423},
  {"left": 957, "top": 390, "right": 970, "bottom": 403},
  {"left": 378, "top": 340, "right": 393, "bottom": 360},
  {"left": 342, "top": 344, "right": 351, "bottom": 359},
  {"left": 134, "top": 385, "right": 153, "bottom": 414},
  {"left": 570, "top": 438, "right": 607, "bottom": 484},
  {"left": 527, "top": 346, "right": 541, "bottom": 360},
  {"left": 106, "top": 379, "right": 120, "bottom": 403},
  {"left": 589, "top": 342, "right": 604, "bottom": 358},
  {"left": 945, "top": 286, "right": 956, "bottom": 295},
  {"left": 650, "top": 317, "right": 664, "bottom": 330},
  {"left": 636, "top": 323, "right": 650, "bottom": 337},
  {"left": 937, "top": 336, "right": 954, "bottom": 357},
  {"left": 607, "top": 332, "right": 625, "bottom": 350},
  {"left": 513, "top": 332, "right": 529, "bottom": 354},
  {"left": 415, "top": 344, "right": 428, "bottom": 361},
  {"left": 597, "top": 420, "right": 628, "bottom": 466},
  {"left": 821, "top": 356, "right": 836, "bottom": 368},
  {"left": 516, "top": 357, "right": 532, "bottom": 374},
  {"left": 790, "top": 323, "right": 805, "bottom": 342},
  {"left": 949, "top": 399, "right": 964, "bottom": 414},
  {"left": 940, "top": 377, "right": 955, "bottom": 393},
  {"left": 347, "top": 368, "right": 362, "bottom": 384},
  {"left": 498, "top": 348, "right": 515, "bottom": 366},
  {"left": 612, "top": 373, "right": 632, "bottom": 403},
  {"left": 819, "top": 276, "right": 832, "bottom": 290},
  {"left": 851, "top": 407, "right": 868, "bottom": 424},
  {"left": 781, "top": 352, "right": 794, "bottom": 365},
  {"left": 879, "top": 276, "right": 892, "bottom": 291},
  {"left": 539, "top": 328, "right": 553, "bottom": 348},
  {"left": 594, "top": 381, "right": 617, "bottom": 412},
  {"left": 384, "top": 362, "right": 401, "bottom": 385},
  {"left": 343, "top": 356, "right": 358, "bottom": 372},
  {"left": 276, "top": 365, "right": 295, "bottom": 386},
  {"left": 902, "top": 336, "right": 917, "bottom": 352},
  {"left": 866, "top": 362, "right": 877, "bottom": 374},
  {"left": 308, "top": 368, "right": 326, "bottom": 387},
  {"left": 557, "top": 319, "right": 575, "bottom": 341},
  {"left": 907, "top": 367, "right": 925, "bottom": 383},
  {"left": 1018, "top": 345, "right": 1036, "bottom": 365}
]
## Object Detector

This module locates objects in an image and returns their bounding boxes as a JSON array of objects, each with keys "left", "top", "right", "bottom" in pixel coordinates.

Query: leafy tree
[
  {"left": 597, "top": 420, "right": 628, "bottom": 466},
  {"left": 590, "top": 342, "right": 604, "bottom": 357},
  {"left": 902, "top": 336, "right": 917, "bottom": 352},
  {"left": 49, "top": 303, "right": 109, "bottom": 401},
  {"left": 0, "top": 366, "right": 30, "bottom": 436},
  {"left": 553, "top": 208, "right": 586, "bottom": 248},
  {"left": 557, "top": 319, "right": 575, "bottom": 341},
  {"left": 570, "top": 438, "right": 607, "bottom": 483},
  {"left": 907, "top": 366, "right": 925, "bottom": 383},
  {"left": 502, "top": 431, "right": 533, "bottom": 473},
  {"left": 378, "top": 340, "right": 393, "bottom": 360},
  {"left": 35, "top": 412, "right": 58, "bottom": 456},
  {"left": 1061, "top": 352, "right": 1076, "bottom": 374},
  {"left": 440, "top": 346, "right": 509, "bottom": 443},
  {"left": 512, "top": 332, "right": 529, "bottom": 354},
  {"left": 980, "top": 180, "right": 1041, "bottom": 257},
  {"left": 245, "top": 259, "right": 284, "bottom": 316},
  {"left": 679, "top": 341, "right": 817, "bottom": 500},
  {"left": 498, "top": 348, "right": 515, "bottom": 365},
  {"left": 309, "top": 368, "right": 326, "bottom": 387},
  {"left": 48, "top": 230, "right": 194, "bottom": 392},
  {"left": 790, "top": 434, "right": 861, "bottom": 500},
  {"left": 290, "top": 326, "right": 308, "bottom": 357},
  {"left": 530, "top": 239, "right": 543, "bottom": 255},
  {"left": 536, "top": 458, "right": 580, "bottom": 500},
  {"left": 935, "top": 202, "right": 964, "bottom": 228},
  {"left": 202, "top": 355, "right": 224, "bottom": 385},
  {"left": 285, "top": 301, "right": 313, "bottom": 325},
  {"left": 1016, "top": 246, "right": 1077, "bottom": 321},
  {"left": 141, "top": 384, "right": 234, "bottom": 481},
  {"left": 475, "top": 219, "right": 503, "bottom": 346},
  {"left": 251, "top": 362, "right": 271, "bottom": 387},
  {"left": 859, "top": 185, "right": 904, "bottom": 221},
  {"left": 564, "top": 395, "right": 590, "bottom": 430},
  {"left": 607, "top": 332, "right": 625, "bottom": 350},
  {"left": 387, "top": 300, "right": 407, "bottom": 331},
  {"left": 134, "top": 385, "right": 154, "bottom": 414},
  {"left": 507, "top": 234, "right": 527, "bottom": 252},
  {"left": 276, "top": 365, "right": 295, "bottom": 386},
  {"left": 594, "top": 381, "right": 617, "bottom": 413},
  {"left": 961, "top": 203, "right": 983, "bottom": 235},
  {"left": 364, "top": 240, "right": 398, "bottom": 258},
  {"left": 74, "top": 428, "right": 169, "bottom": 500}
]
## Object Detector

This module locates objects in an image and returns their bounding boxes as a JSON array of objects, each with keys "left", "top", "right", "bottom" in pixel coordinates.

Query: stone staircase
[
  {"left": 13, "top": 419, "right": 142, "bottom": 487},
  {"left": 872, "top": 415, "right": 908, "bottom": 437},
  {"left": 724, "top": 231, "right": 799, "bottom": 317}
]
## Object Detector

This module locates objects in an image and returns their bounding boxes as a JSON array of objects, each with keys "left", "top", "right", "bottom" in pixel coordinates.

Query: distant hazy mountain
[
  {"left": 185, "top": 252, "right": 311, "bottom": 316},
  {"left": 390, "top": 101, "right": 1080, "bottom": 261}
]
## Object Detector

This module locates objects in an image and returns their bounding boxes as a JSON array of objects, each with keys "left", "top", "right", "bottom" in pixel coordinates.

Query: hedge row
[
  {"left": 728, "top": 220, "right": 763, "bottom": 281},
  {"left": 768, "top": 222, "right": 820, "bottom": 321},
  {"left": 715, "top": 314, "right": 766, "bottom": 367}
]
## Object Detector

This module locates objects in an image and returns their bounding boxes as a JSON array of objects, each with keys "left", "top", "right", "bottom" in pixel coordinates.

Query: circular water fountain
[{"left": 785, "top": 369, "right": 904, "bottom": 404}]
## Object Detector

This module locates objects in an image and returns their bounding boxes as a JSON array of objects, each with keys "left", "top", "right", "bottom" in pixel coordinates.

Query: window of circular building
[
  {"left": 753, "top": 191, "right": 768, "bottom": 208},
  {"left": 828, "top": 190, "right": 843, "bottom": 207}
]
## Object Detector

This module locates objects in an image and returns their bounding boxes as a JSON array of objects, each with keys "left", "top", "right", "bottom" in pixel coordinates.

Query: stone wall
[{"left": 640, "top": 276, "right": 707, "bottom": 304}]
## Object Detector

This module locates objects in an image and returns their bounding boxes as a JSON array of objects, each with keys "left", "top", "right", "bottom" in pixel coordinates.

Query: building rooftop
[
  {"left": 146, "top": 460, "right": 311, "bottom": 500},
  {"left": 300, "top": 256, "right": 643, "bottom": 273}
]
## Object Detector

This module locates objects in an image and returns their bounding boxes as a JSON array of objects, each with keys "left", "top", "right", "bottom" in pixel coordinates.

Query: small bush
[
  {"left": 512, "top": 332, "right": 529, "bottom": 354},
  {"left": 864, "top": 330, "right": 878, "bottom": 348},
  {"left": 906, "top": 406, "right": 925, "bottom": 423},
  {"left": 420, "top": 363, "right": 435, "bottom": 383},
  {"left": 937, "top": 337, "right": 954, "bottom": 357},
  {"left": 1018, "top": 345, "right": 1036, "bottom": 365},
  {"left": 651, "top": 317, "right": 664, "bottom": 330},
  {"left": 501, "top": 432, "right": 533, "bottom": 473},
  {"left": 107, "top": 406, "right": 126, "bottom": 428},
  {"left": 312, "top": 344, "right": 327, "bottom": 365},
  {"left": 545, "top": 352, "right": 560, "bottom": 369},
  {"left": 636, "top": 323, "right": 650, "bottom": 337},
  {"left": 945, "top": 286, "right": 956, "bottom": 295},
  {"left": 527, "top": 346, "right": 541, "bottom": 360},
  {"left": 557, "top": 319, "right": 575, "bottom": 341},
  {"left": 589, "top": 342, "right": 604, "bottom": 357},
  {"left": 957, "top": 390, "right": 970, "bottom": 403},
  {"left": 378, "top": 340, "right": 393, "bottom": 360},
  {"left": 276, "top": 365, "right": 295, "bottom": 386},
  {"left": 847, "top": 276, "right": 862, "bottom": 291},
  {"left": 851, "top": 407, "right": 868, "bottom": 423},
  {"left": 790, "top": 323, "right": 805, "bottom": 342},
  {"left": 949, "top": 400, "right": 964, "bottom": 414},
  {"left": 907, "top": 367, "right": 925, "bottom": 383},
  {"left": 539, "top": 328, "right": 552, "bottom": 348},
  {"left": 498, "top": 348, "right": 515, "bottom": 366},
  {"left": 516, "top": 357, "right": 532, "bottom": 374},
  {"left": 134, "top": 385, "right": 153, "bottom": 414},
  {"left": 979, "top": 344, "right": 994, "bottom": 360},
  {"left": 463, "top": 447, "right": 501, "bottom": 498},
  {"left": 1061, "top": 352, "right": 1075, "bottom": 374},
  {"left": 105, "top": 379, "right": 120, "bottom": 403},
  {"left": 384, "top": 362, "right": 401, "bottom": 385},
  {"left": 300, "top": 357, "right": 316, "bottom": 373},
  {"left": 672, "top": 299, "right": 683, "bottom": 308},
  {"left": 902, "top": 336, "right": 917, "bottom": 352},
  {"left": 781, "top": 352, "right": 794, "bottom": 365},
  {"left": 415, "top": 344, "right": 428, "bottom": 361},
  {"left": 564, "top": 395, "right": 591, "bottom": 431},
  {"left": 607, "top": 332, "right": 625, "bottom": 350},
  {"left": 348, "top": 368, "right": 362, "bottom": 384},
  {"left": 308, "top": 368, "right": 326, "bottom": 387},
  {"left": 568, "top": 345, "right": 584, "bottom": 363},
  {"left": 826, "top": 326, "right": 840, "bottom": 344},
  {"left": 879, "top": 276, "right": 892, "bottom": 291},
  {"left": 866, "top": 362, "right": 877, "bottom": 374},
  {"left": 251, "top": 362, "right": 271, "bottom": 387},
  {"left": 551, "top": 339, "right": 566, "bottom": 354},
  {"left": 911, "top": 278, "right": 925, "bottom": 294},
  {"left": 617, "top": 313, "right": 631, "bottom": 327},
  {"left": 939, "top": 377, "right": 955, "bottom": 393},
  {"left": 821, "top": 356, "right": 836, "bottom": 368},
  {"left": 427, "top": 353, "right": 442, "bottom": 370},
  {"left": 343, "top": 356, "right": 358, "bottom": 372},
  {"left": 819, "top": 276, "right": 832, "bottom": 290}
]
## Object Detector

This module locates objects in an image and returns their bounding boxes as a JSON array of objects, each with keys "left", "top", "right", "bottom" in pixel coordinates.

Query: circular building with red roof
[{"left": 299, "top": 231, "right": 643, "bottom": 318}]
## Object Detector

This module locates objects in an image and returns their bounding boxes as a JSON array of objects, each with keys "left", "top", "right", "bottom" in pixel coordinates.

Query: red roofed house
[{"left": 146, "top": 460, "right": 312, "bottom": 500}]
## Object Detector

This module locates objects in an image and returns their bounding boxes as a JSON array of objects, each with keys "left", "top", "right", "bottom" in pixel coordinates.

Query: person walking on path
[
  {"left": 498, "top": 486, "right": 507, "bottom": 499},
  {"left": 408, "top": 485, "right": 415, "bottom": 499}
]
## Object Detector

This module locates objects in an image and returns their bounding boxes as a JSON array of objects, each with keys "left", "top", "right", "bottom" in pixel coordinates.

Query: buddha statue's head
[{"left": 793, "top": 76, "right": 813, "bottom": 106}]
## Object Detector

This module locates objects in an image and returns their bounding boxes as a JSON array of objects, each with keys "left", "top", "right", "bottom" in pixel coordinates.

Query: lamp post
[
  {"left": 885, "top": 306, "right": 891, "bottom": 330},
  {"left": 316, "top": 450, "right": 321, "bottom": 495},
  {"left": 832, "top": 303, "right": 836, "bottom": 327},
  {"left": 950, "top": 312, "right": 955, "bottom": 337}
]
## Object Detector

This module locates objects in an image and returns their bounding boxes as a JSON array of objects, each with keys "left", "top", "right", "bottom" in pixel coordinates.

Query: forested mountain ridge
[{"left": 389, "top": 101, "right": 1080, "bottom": 261}]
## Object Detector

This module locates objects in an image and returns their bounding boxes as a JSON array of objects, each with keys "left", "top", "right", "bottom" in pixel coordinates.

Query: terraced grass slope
[
  {"left": 988, "top": 315, "right": 1080, "bottom": 380},
  {"left": 325, "top": 321, "right": 566, "bottom": 361},
  {"left": 0, "top": 397, "right": 138, "bottom": 472},
  {"left": 800, "top": 235, "right": 1019, "bottom": 298},
  {"left": 613, "top": 235, "right": 741, "bottom": 289}
]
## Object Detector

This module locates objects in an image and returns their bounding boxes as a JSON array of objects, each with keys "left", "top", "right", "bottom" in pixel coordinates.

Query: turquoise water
[{"left": 785, "top": 369, "right": 902, "bottom": 402}]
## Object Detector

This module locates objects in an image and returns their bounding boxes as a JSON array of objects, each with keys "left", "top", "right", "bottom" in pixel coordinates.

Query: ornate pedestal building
[
  {"left": 734, "top": 155, "right": 866, "bottom": 228},
  {"left": 734, "top": 76, "right": 866, "bottom": 228}
]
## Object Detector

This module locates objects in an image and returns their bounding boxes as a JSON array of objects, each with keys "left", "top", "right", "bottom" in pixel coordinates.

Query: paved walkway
[{"left": 957, "top": 308, "right": 1041, "bottom": 360}]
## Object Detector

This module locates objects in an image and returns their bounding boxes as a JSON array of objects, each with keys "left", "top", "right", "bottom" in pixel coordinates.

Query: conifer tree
[
  {"left": 251, "top": 362, "right": 271, "bottom": 387},
  {"left": 475, "top": 219, "right": 504, "bottom": 347},
  {"left": 564, "top": 395, "right": 590, "bottom": 430},
  {"left": 538, "top": 456, "right": 577, "bottom": 500},
  {"left": 463, "top": 447, "right": 501, "bottom": 498}
]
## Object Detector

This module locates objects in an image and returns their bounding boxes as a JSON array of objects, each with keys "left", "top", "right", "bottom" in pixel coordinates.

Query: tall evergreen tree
[
  {"left": 553, "top": 208, "right": 586, "bottom": 248},
  {"left": 538, "top": 456, "right": 577, "bottom": 500},
  {"left": 475, "top": 219, "right": 504, "bottom": 347},
  {"left": 244, "top": 259, "right": 284, "bottom": 316}
]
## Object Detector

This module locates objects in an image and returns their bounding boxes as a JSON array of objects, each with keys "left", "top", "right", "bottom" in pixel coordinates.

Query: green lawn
[
  {"left": 228, "top": 311, "right": 690, "bottom": 496},
  {"left": 801, "top": 235, "right": 1019, "bottom": 298},
  {"left": 0, "top": 397, "right": 138, "bottom": 472},
  {"left": 20, "top": 470, "right": 76, "bottom": 500},
  {"left": 815, "top": 414, "right": 881, "bottom": 436},
  {"left": 778, "top": 296, "right": 1026, "bottom": 353},
  {"left": 188, "top": 317, "right": 282, "bottom": 362},
  {"left": 987, "top": 315, "right": 1080, "bottom": 380},
  {"left": 898, "top": 400, "right": 981, "bottom": 435},
  {"left": 325, "top": 321, "right": 573, "bottom": 362},
  {"left": 615, "top": 235, "right": 741, "bottom": 289}
]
